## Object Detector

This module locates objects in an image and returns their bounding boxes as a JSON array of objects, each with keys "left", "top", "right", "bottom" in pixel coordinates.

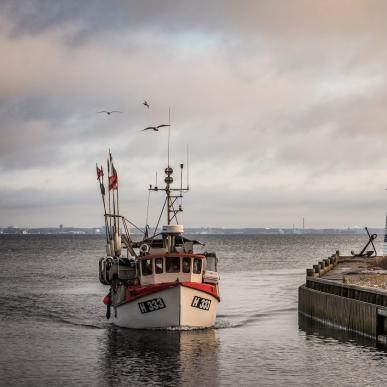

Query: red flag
[
  {"left": 96, "top": 165, "right": 104, "bottom": 180},
  {"left": 107, "top": 151, "right": 118, "bottom": 190},
  {"left": 109, "top": 175, "right": 118, "bottom": 190}
]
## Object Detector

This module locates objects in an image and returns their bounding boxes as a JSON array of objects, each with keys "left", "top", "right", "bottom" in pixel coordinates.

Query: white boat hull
[{"left": 111, "top": 284, "right": 219, "bottom": 329}]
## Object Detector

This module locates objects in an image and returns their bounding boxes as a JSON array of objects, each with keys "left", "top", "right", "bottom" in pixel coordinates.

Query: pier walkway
[{"left": 299, "top": 253, "right": 387, "bottom": 342}]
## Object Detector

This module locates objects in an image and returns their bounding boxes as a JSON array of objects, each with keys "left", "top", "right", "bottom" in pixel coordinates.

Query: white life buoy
[{"left": 139, "top": 244, "right": 150, "bottom": 254}]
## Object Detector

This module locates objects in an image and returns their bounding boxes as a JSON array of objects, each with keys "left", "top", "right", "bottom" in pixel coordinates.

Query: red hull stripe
[
  {"left": 123, "top": 282, "right": 220, "bottom": 304},
  {"left": 181, "top": 282, "right": 220, "bottom": 300}
]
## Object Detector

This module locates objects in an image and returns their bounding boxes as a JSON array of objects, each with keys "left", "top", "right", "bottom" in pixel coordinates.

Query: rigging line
[
  {"left": 153, "top": 197, "right": 167, "bottom": 237},
  {"left": 121, "top": 219, "right": 137, "bottom": 258},
  {"left": 115, "top": 183, "right": 119, "bottom": 235},
  {"left": 180, "top": 196, "right": 184, "bottom": 225},
  {"left": 170, "top": 200, "right": 179, "bottom": 224},
  {"left": 170, "top": 197, "right": 180, "bottom": 212},
  {"left": 97, "top": 167, "right": 109, "bottom": 244},
  {"left": 109, "top": 152, "right": 117, "bottom": 235},
  {"left": 116, "top": 163, "right": 119, "bottom": 229},
  {"left": 170, "top": 212, "right": 179, "bottom": 223},
  {"left": 112, "top": 182, "right": 116, "bottom": 233},
  {"left": 105, "top": 214, "right": 145, "bottom": 235},
  {"left": 142, "top": 231, "right": 163, "bottom": 243},
  {"left": 121, "top": 217, "right": 146, "bottom": 235},
  {"left": 101, "top": 193, "right": 109, "bottom": 243},
  {"left": 107, "top": 158, "right": 112, "bottom": 239}
]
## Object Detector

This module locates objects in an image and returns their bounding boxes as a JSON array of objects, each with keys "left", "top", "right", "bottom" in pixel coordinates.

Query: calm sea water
[{"left": 0, "top": 234, "right": 387, "bottom": 386}]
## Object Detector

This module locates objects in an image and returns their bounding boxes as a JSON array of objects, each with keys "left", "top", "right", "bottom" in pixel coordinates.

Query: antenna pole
[
  {"left": 187, "top": 144, "right": 190, "bottom": 189},
  {"left": 166, "top": 107, "right": 172, "bottom": 225},
  {"left": 145, "top": 188, "right": 151, "bottom": 231},
  {"left": 148, "top": 109, "right": 190, "bottom": 228},
  {"left": 168, "top": 107, "right": 171, "bottom": 168},
  {"left": 180, "top": 164, "right": 183, "bottom": 194}
]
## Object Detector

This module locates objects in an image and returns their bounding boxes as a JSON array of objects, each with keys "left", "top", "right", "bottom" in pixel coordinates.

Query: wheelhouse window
[
  {"left": 166, "top": 257, "right": 180, "bottom": 273},
  {"left": 182, "top": 257, "right": 191, "bottom": 273},
  {"left": 206, "top": 254, "right": 217, "bottom": 272},
  {"left": 155, "top": 257, "right": 163, "bottom": 274},
  {"left": 141, "top": 259, "right": 153, "bottom": 276},
  {"left": 193, "top": 258, "right": 202, "bottom": 274}
]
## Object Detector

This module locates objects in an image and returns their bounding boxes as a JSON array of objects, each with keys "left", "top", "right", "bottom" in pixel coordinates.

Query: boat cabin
[{"left": 138, "top": 253, "right": 205, "bottom": 286}]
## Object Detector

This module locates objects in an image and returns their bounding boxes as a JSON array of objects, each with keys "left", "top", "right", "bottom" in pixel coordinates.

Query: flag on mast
[
  {"left": 96, "top": 164, "right": 106, "bottom": 195},
  {"left": 109, "top": 165, "right": 118, "bottom": 191},
  {"left": 108, "top": 151, "right": 118, "bottom": 191},
  {"left": 96, "top": 165, "right": 104, "bottom": 180},
  {"left": 109, "top": 175, "right": 118, "bottom": 190}
]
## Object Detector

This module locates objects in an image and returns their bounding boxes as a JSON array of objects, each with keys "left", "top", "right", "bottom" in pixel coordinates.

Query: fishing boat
[{"left": 96, "top": 148, "right": 220, "bottom": 329}]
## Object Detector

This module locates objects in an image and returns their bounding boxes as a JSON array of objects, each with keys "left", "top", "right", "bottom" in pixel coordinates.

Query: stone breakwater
[{"left": 299, "top": 252, "right": 387, "bottom": 343}]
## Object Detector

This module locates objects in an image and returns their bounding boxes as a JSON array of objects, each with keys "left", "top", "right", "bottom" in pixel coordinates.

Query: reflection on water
[
  {"left": 99, "top": 327, "right": 219, "bottom": 387},
  {"left": 298, "top": 313, "right": 387, "bottom": 353}
]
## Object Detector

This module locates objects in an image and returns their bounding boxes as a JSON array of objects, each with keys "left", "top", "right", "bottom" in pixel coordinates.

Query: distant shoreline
[{"left": 0, "top": 227, "right": 382, "bottom": 236}]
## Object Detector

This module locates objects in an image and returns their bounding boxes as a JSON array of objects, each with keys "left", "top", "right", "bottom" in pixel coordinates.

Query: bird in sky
[
  {"left": 97, "top": 110, "right": 122, "bottom": 115},
  {"left": 143, "top": 101, "right": 150, "bottom": 108},
  {"left": 142, "top": 124, "right": 170, "bottom": 132}
]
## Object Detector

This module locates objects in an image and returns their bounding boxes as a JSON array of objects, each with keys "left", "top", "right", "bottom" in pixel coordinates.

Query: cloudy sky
[{"left": 1, "top": 0, "right": 387, "bottom": 229}]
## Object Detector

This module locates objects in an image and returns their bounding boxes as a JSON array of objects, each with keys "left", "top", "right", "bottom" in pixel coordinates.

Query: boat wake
[
  {"left": 45, "top": 315, "right": 105, "bottom": 330},
  {"left": 215, "top": 306, "right": 297, "bottom": 329},
  {"left": 0, "top": 293, "right": 106, "bottom": 330}
]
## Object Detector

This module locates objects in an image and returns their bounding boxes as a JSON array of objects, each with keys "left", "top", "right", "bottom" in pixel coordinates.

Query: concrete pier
[{"left": 299, "top": 252, "right": 387, "bottom": 341}]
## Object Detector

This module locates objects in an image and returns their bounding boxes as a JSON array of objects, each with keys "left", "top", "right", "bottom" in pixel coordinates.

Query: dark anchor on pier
[{"left": 351, "top": 227, "right": 377, "bottom": 257}]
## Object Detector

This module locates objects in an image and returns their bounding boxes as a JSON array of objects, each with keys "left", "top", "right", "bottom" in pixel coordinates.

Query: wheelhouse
[{"left": 139, "top": 253, "right": 205, "bottom": 286}]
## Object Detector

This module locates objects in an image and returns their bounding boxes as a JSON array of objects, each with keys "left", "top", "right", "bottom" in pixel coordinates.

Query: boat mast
[
  {"left": 148, "top": 108, "right": 189, "bottom": 232},
  {"left": 165, "top": 166, "right": 173, "bottom": 225},
  {"left": 167, "top": 107, "right": 172, "bottom": 226}
]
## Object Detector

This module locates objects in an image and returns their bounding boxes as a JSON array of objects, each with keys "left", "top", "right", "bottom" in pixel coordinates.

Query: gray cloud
[
  {"left": 1, "top": 1, "right": 387, "bottom": 228},
  {"left": 3, "top": 1, "right": 387, "bottom": 38}
]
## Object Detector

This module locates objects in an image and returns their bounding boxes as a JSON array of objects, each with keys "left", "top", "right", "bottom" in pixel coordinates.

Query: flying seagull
[
  {"left": 97, "top": 110, "right": 122, "bottom": 115},
  {"left": 143, "top": 101, "right": 150, "bottom": 108},
  {"left": 142, "top": 124, "right": 170, "bottom": 132}
]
